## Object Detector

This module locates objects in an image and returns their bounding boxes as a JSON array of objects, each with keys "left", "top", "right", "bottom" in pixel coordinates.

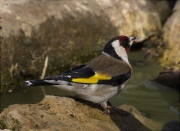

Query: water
[{"left": 0, "top": 50, "right": 179, "bottom": 127}]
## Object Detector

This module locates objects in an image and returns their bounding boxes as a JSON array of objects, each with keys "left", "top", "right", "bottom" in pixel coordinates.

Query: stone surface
[
  {"left": 0, "top": 129, "right": 12, "bottom": 131},
  {"left": 161, "top": 120, "right": 180, "bottom": 131},
  {"left": 0, "top": 95, "right": 161, "bottom": 131},
  {"left": 153, "top": 71, "right": 180, "bottom": 89},
  {"left": 0, "top": 0, "right": 171, "bottom": 92},
  {"left": 160, "top": 0, "right": 180, "bottom": 68},
  {"left": 150, "top": 0, "right": 174, "bottom": 24}
]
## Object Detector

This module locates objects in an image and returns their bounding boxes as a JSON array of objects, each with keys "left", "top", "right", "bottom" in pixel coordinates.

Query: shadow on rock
[{"left": 65, "top": 95, "right": 153, "bottom": 131}]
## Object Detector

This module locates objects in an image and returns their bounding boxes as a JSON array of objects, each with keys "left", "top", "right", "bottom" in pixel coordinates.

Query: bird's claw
[{"left": 102, "top": 107, "right": 132, "bottom": 117}]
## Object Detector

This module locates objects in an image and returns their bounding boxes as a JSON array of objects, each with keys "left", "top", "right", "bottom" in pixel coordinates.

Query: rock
[
  {"left": 160, "top": 0, "right": 180, "bottom": 69},
  {"left": 161, "top": 120, "right": 180, "bottom": 131},
  {"left": 0, "top": 0, "right": 170, "bottom": 92},
  {"left": 0, "top": 129, "right": 12, "bottom": 131},
  {"left": 0, "top": 95, "right": 161, "bottom": 131},
  {"left": 156, "top": 0, "right": 180, "bottom": 92},
  {"left": 153, "top": 71, "right": 180, "bottom": 90},
  {"left": 150, "top": 1, "right": 174, "bottom": 24}
]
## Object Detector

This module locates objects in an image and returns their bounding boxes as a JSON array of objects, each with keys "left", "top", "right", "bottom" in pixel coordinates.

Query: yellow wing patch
[
  {"left": 72, "top": 78, "right": 98, "bottom": 84},
  {"left": 72, "top": 73, "right": 111, "bottom": 84}
]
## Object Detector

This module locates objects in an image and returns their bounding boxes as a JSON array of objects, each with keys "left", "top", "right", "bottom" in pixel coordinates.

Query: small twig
[
  {"left": 41, "top": 56, "right": 49, "bottom": 79},
  {"left": 40, "top": 56, "right": 49, "bottom": 96}
]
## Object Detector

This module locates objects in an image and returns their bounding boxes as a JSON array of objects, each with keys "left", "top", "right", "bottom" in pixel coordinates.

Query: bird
[{"left": 25, "top": 35, "right": 136, "bottom": 111}]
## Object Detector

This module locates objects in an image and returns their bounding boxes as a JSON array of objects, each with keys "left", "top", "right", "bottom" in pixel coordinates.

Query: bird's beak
[{"left": 129, "top": 36, "right": 139, "bottom": 46}]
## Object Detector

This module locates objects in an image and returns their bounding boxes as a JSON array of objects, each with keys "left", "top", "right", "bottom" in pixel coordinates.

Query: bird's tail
[{"left": 25, "top": 79, "right": 59, "bottom": 86}]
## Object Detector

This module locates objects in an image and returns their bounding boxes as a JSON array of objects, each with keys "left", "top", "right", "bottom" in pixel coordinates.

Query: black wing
[{"left": 44, "top": 64, "right": 95, "bottom": 82}]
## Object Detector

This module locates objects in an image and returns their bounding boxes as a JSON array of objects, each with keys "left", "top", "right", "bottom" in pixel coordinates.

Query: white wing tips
[
  {"left": 25, "top": 80, "right": 33, "bottom": 86},
  {"left": 24, "top": 79, "right": 59, "bottom": 86}
]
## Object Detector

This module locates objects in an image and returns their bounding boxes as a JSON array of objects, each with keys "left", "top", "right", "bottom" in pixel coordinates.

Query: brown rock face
[
  {"left": 161, "top": 0, "right": 180, "bottom": 68},
  {"left": 153, "top": 71, "right": 180, "bottom": 89},
  {"left": 0, "top": 95, "right": 161, "bottom": 131}
]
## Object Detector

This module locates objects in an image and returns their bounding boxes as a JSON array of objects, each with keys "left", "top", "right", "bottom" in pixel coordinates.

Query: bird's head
[
  {"left": 103, "top": 35, "right": 136, "bottom": 62},
  {"left": 118, "top": 36, "right": 136, "bottom": 53}
]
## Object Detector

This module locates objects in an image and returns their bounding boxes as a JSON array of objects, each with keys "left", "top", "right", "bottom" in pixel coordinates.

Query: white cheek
[{"left": 111, "top": 40, "right": 130, "bottom": 64}]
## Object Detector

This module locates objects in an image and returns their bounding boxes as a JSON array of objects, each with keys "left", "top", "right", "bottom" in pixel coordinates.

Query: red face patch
[
  {"left": 118, "top": 36, "right": 129, "bottom": 43},
  {"left": 118, "top": 35, "right": 130, "bottom": 53},
  {"left": 125, "top": 46, "right": 130, "bottom": 53}
]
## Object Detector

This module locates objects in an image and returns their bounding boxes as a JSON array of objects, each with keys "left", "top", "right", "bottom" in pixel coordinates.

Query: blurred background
[{"left": 0, "top": 0, "right": 179, "bottom": 129}]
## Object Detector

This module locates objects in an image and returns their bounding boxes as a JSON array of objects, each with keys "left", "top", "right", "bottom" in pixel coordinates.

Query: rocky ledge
[{"left": 0, "top": 95, "right": 161, "bottom": 131}]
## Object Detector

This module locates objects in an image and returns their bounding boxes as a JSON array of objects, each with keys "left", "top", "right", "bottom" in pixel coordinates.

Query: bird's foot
[{"left": 103, "top": 106, "right": 132, "bottom": 117}]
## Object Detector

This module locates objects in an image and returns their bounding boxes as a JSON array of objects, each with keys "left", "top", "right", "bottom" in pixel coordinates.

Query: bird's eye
[
  {"left": 118, "top": 36, "right": 129, "bottom": 47},
  {"left": 121, "top": 41, "right": 127, "bottom": 47}
]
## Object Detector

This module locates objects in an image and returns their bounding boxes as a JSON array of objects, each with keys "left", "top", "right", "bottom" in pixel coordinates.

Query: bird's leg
[
  {"left": 101, "top": 102, "right": 131, "bottom": 117},
  {"left": 101, "top": 102, "right": 112, "bottom": 114},
  {"left": 101, "top": 101, "right": 120, "bottom": 114}
]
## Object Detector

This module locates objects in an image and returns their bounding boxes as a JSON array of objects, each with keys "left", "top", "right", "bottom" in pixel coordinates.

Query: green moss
[
  {"left": 10, "top": 118, "right": 19, "bottom": 131},
  {"left": 0, "top": 118, "right": 7, "bottom": 129}
]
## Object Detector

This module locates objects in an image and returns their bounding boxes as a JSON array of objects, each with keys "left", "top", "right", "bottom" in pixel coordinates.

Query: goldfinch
[{"left": 25, "top": 36, "right": 136, "bottom": 109}]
